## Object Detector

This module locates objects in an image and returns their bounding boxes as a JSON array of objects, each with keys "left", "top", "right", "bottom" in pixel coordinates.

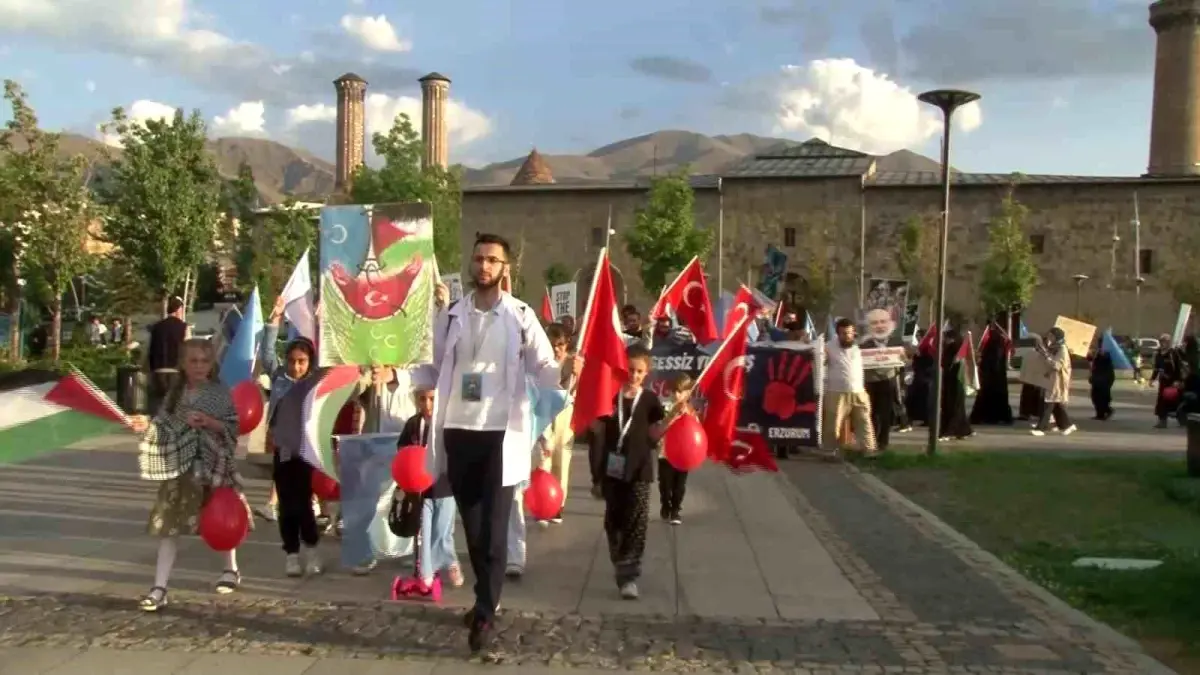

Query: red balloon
[
  {"left": 230, "top": 381, "right": 264, "bottom": 436},
  {"left": 1164, "top": 386, "right": 1181, "bottom": 405},
  {"left": 199, "top": 487, "right": 249, "bottom": 551},
  {"left": 311, "top": 470, "right": 341, "bottom": 501},
  {"left": 525, "top": 468, "right": 564, "bottom": 521},
  {"left": 392, "top": 445, "right": 434, "bottom": 493},
  {"left": 663, "top": 413, "right": 707, "bottom": 472}
]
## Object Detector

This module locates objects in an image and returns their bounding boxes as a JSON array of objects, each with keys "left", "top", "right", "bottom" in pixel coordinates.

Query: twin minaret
[{"left": 333, "top": 71, "right": 451, "bottom": 192}]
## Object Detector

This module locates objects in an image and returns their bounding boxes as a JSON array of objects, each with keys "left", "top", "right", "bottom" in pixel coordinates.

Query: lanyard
[{"left": 615, "top": 389, "right": 642, "bottom": 452}]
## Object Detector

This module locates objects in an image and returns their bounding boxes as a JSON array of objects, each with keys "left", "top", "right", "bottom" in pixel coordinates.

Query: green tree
[
  {"left": 0, "top": 79, "right": 106, "bottom": 360},
  {"left": 220, "top": 160, "right": 259, "bottom": 250},
  {"left": 897, "top": 212, "right": 939, "bottom": 307},
  {"left": 349, "top": 112, "right": 463, "bottom": 271},
  {"left": 979, "top": 185, "right": 1038, "bottom": 317},
  {"left": 97, "top": 106, "right": 223, "bottom": 315},
  {"left": 235, "top": 201, "right": 317, "bottom": 300},
  {"left": 92, "top": 251, "right": 157, "bottom": 346},
  {"left": 543, "top": 262, "right": 571, "bottom": 287},
  {"left": 624, "top": 168, "right": 712, "bottom": 293}
]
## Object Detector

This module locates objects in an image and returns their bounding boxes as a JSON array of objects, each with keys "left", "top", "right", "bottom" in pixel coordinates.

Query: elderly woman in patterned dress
[{"left": 129, "top": 338, "right": 251, "bottom": 612}]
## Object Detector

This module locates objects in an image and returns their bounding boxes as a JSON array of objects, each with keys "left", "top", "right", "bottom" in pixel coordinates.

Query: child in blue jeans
[{"left": 396, "top": 386, "right": 463, "bottom": 598}]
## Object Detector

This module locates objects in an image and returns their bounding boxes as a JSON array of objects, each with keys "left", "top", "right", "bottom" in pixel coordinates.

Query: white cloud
[
  {"left": 285, "top": 103, "right": 337, "bottom": 127},
  {"left": 340, "top": 14, "right": 410, "bottom": 52},
  {"left": 84, "top": 80, "right": 96, "bottom": 93},
  {"left": 765, "top": 58, "right": 982, "bottom": 155},
  {"left": 98, "top": 99, "right": 177, "bottom": 146},
  {"left": 212, "top": 101, "right": 266, "bottom": 136}
]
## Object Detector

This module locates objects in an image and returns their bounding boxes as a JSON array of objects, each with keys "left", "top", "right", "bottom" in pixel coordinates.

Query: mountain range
[{"left": 48, "top": 130, "right": 945, "bottom": 203}]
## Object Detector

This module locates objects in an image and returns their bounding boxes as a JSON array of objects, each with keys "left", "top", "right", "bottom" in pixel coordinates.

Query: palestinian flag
[
  {"left": 299, "top": 365, "right": 361, "bottom": 477},
  {"left": 0, "top": 368, "right": 130, "bottom": 465},
  {"left": 957, "top": 331, "right": 980, "bottom": 396}
]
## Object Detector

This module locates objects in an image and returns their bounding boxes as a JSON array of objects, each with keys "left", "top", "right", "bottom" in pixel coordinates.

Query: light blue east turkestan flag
[
  {"left": 219, "top": 286, "right": 264, "bottom": 386},
  {"left": 527, "top": 378, "right": 569, "bottom": 442},
  {"left": 804, "top": 311, "right": 817, "bottom": 339},
  {"left": 1102, "top": 328, "right": 1134, "bottom": 370},
  {"left": 1019, "top": 320, "right": 1030, "bottom": 339},
  {"left": 337, "top": 433, "right": 413, "bottom": 567}
]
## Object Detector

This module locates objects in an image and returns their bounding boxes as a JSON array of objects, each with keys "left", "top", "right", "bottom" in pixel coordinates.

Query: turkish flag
[
  {"left": 571, "top": 250, "right": 629, "bottom": 435},
  {"left": 540, "top": 288, "right": 554, "bottom": 323},
  {"left": 722, "top": 285, "right": 764, "bottom": 338},
  {"left": 649, "top": 257, "right": 718, "bottom": 344},
  {"left": 695, "top": 313, "right": 753, "bottom": 463},
  {"left": 727, "top": 431, "right": 779, "bottom": 474}
]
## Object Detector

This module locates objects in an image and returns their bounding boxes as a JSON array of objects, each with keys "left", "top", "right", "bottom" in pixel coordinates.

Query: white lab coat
[{"left": 413, "top": 293, "right": 561, "bottom": 487}]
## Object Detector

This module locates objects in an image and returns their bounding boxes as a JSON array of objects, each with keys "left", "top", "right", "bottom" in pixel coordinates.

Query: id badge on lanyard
[{"left": 606, "top": 390, "right": 641, "bottom": 479}]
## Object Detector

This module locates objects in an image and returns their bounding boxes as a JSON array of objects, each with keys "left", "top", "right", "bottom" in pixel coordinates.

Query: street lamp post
[
  {"left": 1072, "top": 274, "right": 1089, "bottom": 317},
  {"left": 1135, "top": 276, "right": 1146, "bottom": 341},
  {"left": 918, "top": 88, "right": 980, "bottom": 456}
]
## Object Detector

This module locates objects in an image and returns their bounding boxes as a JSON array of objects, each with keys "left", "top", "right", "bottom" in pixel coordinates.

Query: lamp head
[{"left": 917, "top": 89, "right": 981, "bottom": 114}]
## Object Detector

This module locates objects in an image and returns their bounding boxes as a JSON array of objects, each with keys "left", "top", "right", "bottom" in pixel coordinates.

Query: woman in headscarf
[
  {"left": 905, "top": 330, "right": 934, "bottom": 425},
  {"left": 969, "top": 324, "right": 1013, "bottom": 425},
  {"left": 1088, "top": 338, "right": 1115, "bottom": 420},
  {"left": 1032, "top": 327, "right": 1076, "bottom": 436},
  {"left": 938, "top": 330, "right": 973, "bottom": 440},
  {"left": 1151, "top": 335, "right": 1183, "bottom": 428}
]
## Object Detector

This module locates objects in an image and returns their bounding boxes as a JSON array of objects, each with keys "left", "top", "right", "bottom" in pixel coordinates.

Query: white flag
[{"left": 281, "top": 248, "right": 316, "bottom": 340}]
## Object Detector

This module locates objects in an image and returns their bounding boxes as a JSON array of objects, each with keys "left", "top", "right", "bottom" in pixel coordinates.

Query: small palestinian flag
[
  {"left": 0, "top": 368, "right": 130, "bottom": 465},
  {"left": 957, "top": 331, "right": 980, "bottom": 396},
  {"left": 299, "top": 365, "right": 361, "bottom": 477}
]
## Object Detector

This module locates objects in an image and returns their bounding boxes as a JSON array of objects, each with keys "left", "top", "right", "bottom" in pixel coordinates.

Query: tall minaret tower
[
  {"left": 333, "top": 73, "right": 367, "bottom": 191},
  {"left": 1147, "top": 0, "right": 1200, "bottom": 176},
  {"left": 419, "top": 72, "right": 451, "bottom": 170}
]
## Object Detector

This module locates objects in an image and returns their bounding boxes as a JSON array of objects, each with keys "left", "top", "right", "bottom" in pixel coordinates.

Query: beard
[
  {"left": 838, "top": 335, "right": 855, "bottom": 347},
  {"left": 472, "top": 273, "right": 502, "bottom": 291}
]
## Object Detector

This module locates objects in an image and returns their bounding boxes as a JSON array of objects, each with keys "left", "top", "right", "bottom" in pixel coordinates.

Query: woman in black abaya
[
  {"left": 969, "top": 326, "right": 1013, "bottom": 425},
  {"left": 1089, "top": 343, "right": 1115, "bottom": 420},
  {"left": 906, "top": 342, "right": 934, "bottom": 425},
  {"left": 938, "top": 331, "right": 974, "bottom": 440},
  {"left": 1017, "top": 334, "right": 1045, "bottom": 422}
]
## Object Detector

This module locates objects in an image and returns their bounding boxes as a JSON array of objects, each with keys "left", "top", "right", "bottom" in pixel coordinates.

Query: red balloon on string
[
  {"left": 525, "top": 468, "right": 564, "bottom": 521},
  {"left": 1163, "top": 386, "right": 1181, "bottom": 405},
  {"left": 199, "top": 487, "right": 250, "bottom": 551},
  {"left": 392, "top": 444, "right": 434, "bottom": 493},
  {"left": 662, "top": 413, "right": 707, "bottom": 472},
  {"left": 230, "top": 381, "right": 264, "bottom": 436},
  {"left": 311, "top": 470, "right": 341, "bottom": 501}
]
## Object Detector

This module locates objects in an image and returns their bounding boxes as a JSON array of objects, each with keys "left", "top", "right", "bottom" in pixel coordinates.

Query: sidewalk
[{"left": 0, "top": 434, "right": 1173, "bottom": 673}]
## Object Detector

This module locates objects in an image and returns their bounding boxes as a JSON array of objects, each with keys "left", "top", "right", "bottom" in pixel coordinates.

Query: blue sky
[{"left": 0, "top": 0, "right": 1157, "bottom": 175}]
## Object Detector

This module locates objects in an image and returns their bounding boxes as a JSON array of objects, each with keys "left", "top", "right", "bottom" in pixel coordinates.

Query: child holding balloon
[
  {"left": 658, "top": 373, "right": 695, "bottom": 525},
  {"left": 130, "top": 338, "right": 251, "bottom": 612},
  {"left": 598, "top": 344, "right": 667, "bottom": 600}
]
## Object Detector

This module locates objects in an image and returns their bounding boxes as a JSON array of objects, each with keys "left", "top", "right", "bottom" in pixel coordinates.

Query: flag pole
[
  {"left": 1133, "top": 192, "right": 1142, "bottom": 342},
  {"left": 717, "top": 179, "right": 724, "bottom": 294},
  {"left": 575, "top": 247, "right": 608, "bottom": 352}
]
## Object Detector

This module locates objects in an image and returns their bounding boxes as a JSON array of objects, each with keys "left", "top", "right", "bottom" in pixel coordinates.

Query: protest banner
[
  {"left": 550, "top": 282, "right": 576, "bottom": 320},
  {"left": 1052, "top": 315, "right": 1097, "bottom": 356},
  {"left": 860, "top": 346, "right": 907, "bottom": 370},
  {"left": 738, "top": 343, "right": 822, "bottom": 446},
  {"left": 441, "top": 273, "right": 463, "bottom": 304}
]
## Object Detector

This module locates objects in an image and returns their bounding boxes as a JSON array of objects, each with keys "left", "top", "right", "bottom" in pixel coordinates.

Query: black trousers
[
  {"left": 273, "top": 455, "right": 319, "bottom": 554},
  {"left": 587, "top": 429, "right": 605, "bottom": 489},
  {"left": 147, "top": 370, "right": 178, "bottom": 415},
  {"left": 1036, "top": 402, "right": 1072, "bottom": 431},
  {"left": 602, "top": 479, "right": 651, "bottom": 585},
  {"left": 1090, "top": 382, "right": 1113, "bottom": 419},
  {"left": 864, "top": 378, "right": 895, "bottom": 450},
  {"left": 444, "top": 428, "right": 512, "bottom": 624},
  {"left": 656, "top": 458, "right": 688, "bottom": 514}
]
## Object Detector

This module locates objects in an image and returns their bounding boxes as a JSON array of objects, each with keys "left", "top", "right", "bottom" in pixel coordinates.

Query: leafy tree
[
  {"left": 235, "top": 201, "right": 317, "bottom": 300},
  {"left": 220, "top": 161, "right": 259, "bottom": 250},
  {"left": 979, "top": 185, "right": 1038, "bottom": 318},
  {"left": 97, "top": 106, "right": 224, "bottom": 315},
  {"left": 0, "top": 79, "right": 106, "bottom": 360},
  {"left": 349, "top": 112, "right": 463, "bottom": 271},
  {"left": 897, "top": 212, "right": 940, "bottom": 307},
  {"left": 543, "top": 262, "right": 571, "bottom": 287},
  {"left": 92, "top": 251, "right": 157, "bottom": 346},
  {"left": 624, "top": 168, "right": 712, "bottom": 293}
]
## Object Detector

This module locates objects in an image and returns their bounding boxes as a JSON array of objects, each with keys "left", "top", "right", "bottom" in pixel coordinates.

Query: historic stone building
[{"left": 335, "top": 0, "right": 1200, "bottom": 333}]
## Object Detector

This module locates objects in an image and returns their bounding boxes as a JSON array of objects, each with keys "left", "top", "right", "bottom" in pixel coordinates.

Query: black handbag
[{"left": 387, "top": 491, "right": 423, "bottom": 538}]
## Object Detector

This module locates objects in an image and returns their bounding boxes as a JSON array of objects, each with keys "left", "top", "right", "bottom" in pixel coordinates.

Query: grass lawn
[{"left": 864, "top": 451, "right": 1200, "bottom": 673}]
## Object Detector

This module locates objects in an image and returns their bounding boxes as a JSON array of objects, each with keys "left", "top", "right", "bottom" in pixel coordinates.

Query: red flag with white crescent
[
  {"left": 722, "top": 285, "right": 763, "bottom": 339},
  {"left": 695, "top": 314, "right": 753, "bottom": 463},
  {"left": 571, "top": 249, "right": 629, "bottom": 435},
  {"left": 728, "top": 430, "right": 779, "bottom": 474}
]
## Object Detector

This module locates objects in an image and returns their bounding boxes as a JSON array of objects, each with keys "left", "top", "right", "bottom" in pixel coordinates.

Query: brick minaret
[
  {"left": 1147, "top": 0, "right": 1200, "bottom": 176},
  {"left": 419, "top": 72, "right": 451, "bottom": 170},
  {"left": 334, "top": 73, "right": 367, "bottom": 191}
]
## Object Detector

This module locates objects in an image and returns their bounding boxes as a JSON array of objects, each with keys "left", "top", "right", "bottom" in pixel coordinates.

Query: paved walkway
[{"left": 0, "top": 420, "right": 1177, "bottom": 673}]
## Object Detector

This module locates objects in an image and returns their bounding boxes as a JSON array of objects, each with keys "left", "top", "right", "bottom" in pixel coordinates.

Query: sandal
[
  {"left": 215, "top": 569, "right": 241, "bottom": 594},
  {"left": 139, "top": 586, "right": 168, "bottom": 612}
]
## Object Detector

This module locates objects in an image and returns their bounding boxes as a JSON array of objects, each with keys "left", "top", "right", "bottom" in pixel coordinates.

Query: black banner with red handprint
[{"left": 737, "top": 344, "right": 819, "bottom": 446}]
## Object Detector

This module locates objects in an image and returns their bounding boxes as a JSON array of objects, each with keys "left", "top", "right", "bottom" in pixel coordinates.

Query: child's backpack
[{"left": 387, "top": 491, "right": 423, "bottom": 538}]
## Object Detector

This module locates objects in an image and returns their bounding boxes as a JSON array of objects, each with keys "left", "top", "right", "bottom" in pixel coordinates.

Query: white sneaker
[
  {"left": 1061, "top": 425, "right": 1078, "bottom": 436},
  {"left": 619, "top": 581, "right": 639, "bottom": 599},
  {"left": 1030, "top": 429, "right": 1046, "bottom": 437},
  {"left": 536, "top": 520, "right": 550, "bottom": 529},
  {"left": 351, "top": 559, "right": 377, "bottom": 576},
  {"left": 304, "top": 547, "right": 323, "bottom": 575},
  {"left": 505, "top": 564, "right": 524, "bottom": 579},
  {"left": 285, "top": 554, "right": 303, "bottom": 577}
]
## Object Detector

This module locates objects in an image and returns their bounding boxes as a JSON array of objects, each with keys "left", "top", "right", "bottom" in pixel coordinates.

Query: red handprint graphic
[
  {"left": 329, "top": 255, "right": 424, "bottom": 320},
  {"left": 761, "top": 351, "right": 816, "bottom": 420}
]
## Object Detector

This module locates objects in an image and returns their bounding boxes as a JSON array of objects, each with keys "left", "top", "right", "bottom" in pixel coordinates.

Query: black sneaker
[
  {"left": 468, "top": 618, "right": 494, "bottom": 653},
  {"left": 660, "top": 506, "right": 670, "bottom": 521},
  {"left": 669, "top": 511, "right": 682, "bottom": 526}
]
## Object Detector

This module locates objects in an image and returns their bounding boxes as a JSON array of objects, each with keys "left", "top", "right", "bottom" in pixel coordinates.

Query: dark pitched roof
[
  {"left": 867, "top": 171, "right": 1200, "bottom": 187},
  {"left": 419, "top": 72, "right": 451, "bottom": 83},
  {"left": 465, "top": 174, "right": 721, "bottom": 194},
  {"left": 334, "top": 73, "right": 366, "bottom": 84},
  {"left": 510, "top": 149, "right": 555, "bottom": 185},
  {"left": 723, "top": 138, "right": 875, "bottom": 178}
]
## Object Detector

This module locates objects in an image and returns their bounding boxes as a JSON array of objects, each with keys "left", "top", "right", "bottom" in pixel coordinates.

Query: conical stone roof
[{"left": 511, "top": 149, "right": 555, "bottom": 185}]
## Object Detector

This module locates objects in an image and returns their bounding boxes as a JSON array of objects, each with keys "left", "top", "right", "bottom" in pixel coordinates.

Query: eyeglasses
[{"left": 472, "top": 255, "right": 507, "bottom": 267}]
